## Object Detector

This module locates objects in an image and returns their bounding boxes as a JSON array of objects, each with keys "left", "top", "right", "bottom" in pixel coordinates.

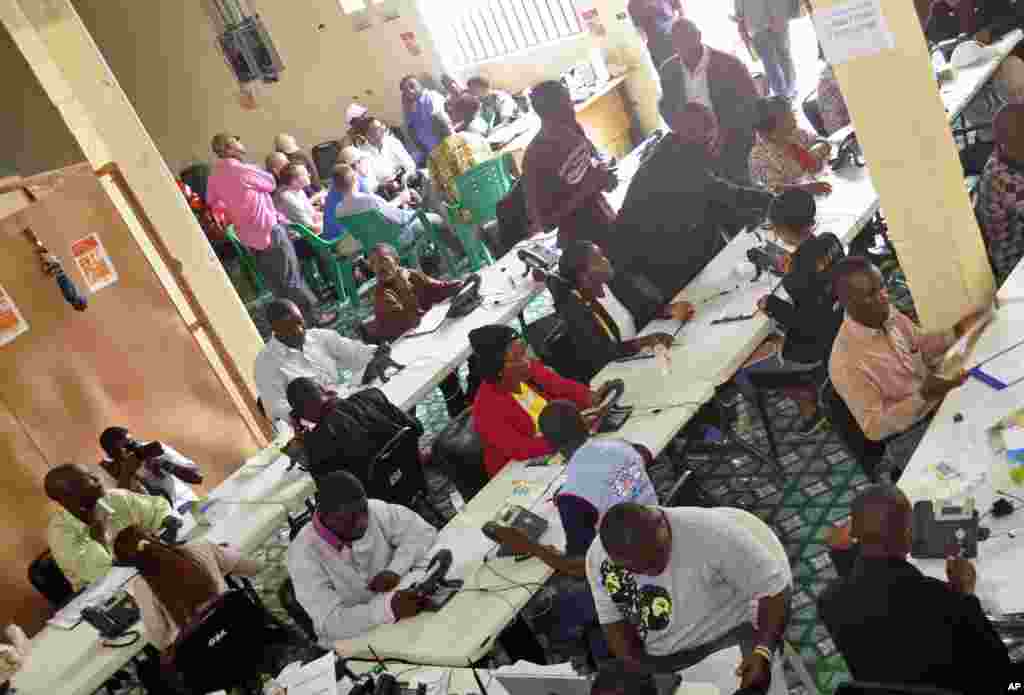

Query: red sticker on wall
[
  {"left": 400, "top": 31, "right": 422, "bottom": 56},
  {"left": 580, "top": 8, "right": 606, "bottom": 37}
]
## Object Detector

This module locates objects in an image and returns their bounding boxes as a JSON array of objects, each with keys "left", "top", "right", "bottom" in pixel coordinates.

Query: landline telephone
[
  {"left": 445, "top": 273, "right": 483, "bottom": 320},
  {"left": 482, "top": 504, "right": 550, "bottom": 558},
  {"left": 588, "top": 378, "right": 632, "bottom": 434},
  {"left": 911, "top": 498, "right": 980, "bottom": 559},
  {"left": 81, "top": 591, "right": 140, "bottom": 639}
]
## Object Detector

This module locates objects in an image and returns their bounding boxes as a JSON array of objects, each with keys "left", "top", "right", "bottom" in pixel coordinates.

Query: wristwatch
[{"left": 753, "top": 645, "right": 774, "bottom": 663}]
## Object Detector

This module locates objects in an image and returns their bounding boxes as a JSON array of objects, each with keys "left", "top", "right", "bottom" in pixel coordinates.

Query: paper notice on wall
[
  {"left": 0, "top": 283, "right": 28, "bottom": 347},
  {"left": 401, "top": 32, "right": 422, "bottom": 56},
  {"left": 580, "top": 8, "right": 607, "bottom": 37},
  {"left": 71, "top": 232, "right": 118, "bottom": 293},
  {"left": 812, "top": 0, "right": 895, "bottom": 65}
]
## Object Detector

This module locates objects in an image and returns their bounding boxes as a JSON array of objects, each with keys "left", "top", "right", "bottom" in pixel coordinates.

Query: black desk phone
[
  {"left": 911, "top": 498, "right": 980, "bottom": 559},
  {"left": 81, "top": 591, "right": 140, "bottom": 638},
  {"left": 445, "top": 273, "right": 482, "bottom": 320},
  {"left": 482, "top": 504, "right": 549, "bottom": 558},
  {"left": 591, "top": 378, "right": 632, "bottom": 434}
]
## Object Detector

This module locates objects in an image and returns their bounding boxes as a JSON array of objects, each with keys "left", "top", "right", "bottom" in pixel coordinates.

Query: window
[
  {"left": 424, "top": 0, "right": 584, "bottom": 67},
  {"left": 203, "top": 0, "right": 284, "bottom": 83}
]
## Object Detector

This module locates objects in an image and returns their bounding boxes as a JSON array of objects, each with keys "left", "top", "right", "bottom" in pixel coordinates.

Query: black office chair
[
  {"left": 430, "top": 408, "right": 490, "bottom": 503},
  {"left": 173, "top": 577, "right": 323, "bottom": 695},
  {"left": 312, "top": 141, "right": 342, "bottom": 183},
  {"left": 28, "top": 550, "right": 76, "bottom": 608},
  {"left": 740, "top": 362, "right": 829, "bottom": 464},
  {"left": 822, "top": 380, "right": 888, "bottom": 482},
  {"left": 835, "top": 683, "right": 962, "bottom": 695},
  {"left": 802, "top": 90, "right": 829, "bottom": 138}
]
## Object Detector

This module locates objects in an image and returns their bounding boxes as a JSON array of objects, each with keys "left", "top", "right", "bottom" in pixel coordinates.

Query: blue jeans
[
  {"left": 549, "top": 581, "right": 610, "bottom": 661},
  {"left": 753, "top": 28, "right": 796, "bottom": 99}
]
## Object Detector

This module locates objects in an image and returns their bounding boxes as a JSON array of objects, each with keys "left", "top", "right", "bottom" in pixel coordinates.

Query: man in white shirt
[
  {"left": 355, "top": 117, "right": 418, "bottom": 189},
  {"left": 253, "top": 298, "right": 376, "bottom": 431},
  {"left": 587, "top": 503, "right": 791, "bottom": 693},
  {"left": 286, "top": 470, "right": 437, "bottom": 645}
]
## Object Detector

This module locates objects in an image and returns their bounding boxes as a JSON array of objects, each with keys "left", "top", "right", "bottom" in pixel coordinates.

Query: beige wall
[
  {"left": 0, "top": 27, "right": 83, "bottom": 175},
  {"left": 71, "top": 0, "right": 660, "bottom": 174}
]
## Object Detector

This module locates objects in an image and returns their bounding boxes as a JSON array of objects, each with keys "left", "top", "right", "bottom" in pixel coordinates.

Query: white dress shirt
[
  {"left": 360, "top": 134, "right": 418, "bottom": 183},
  {"left": 253, "top": 329, "right": 376, "bottom": 426},
  {"left": 596, "top": 284, "right": 638, "bottom": 341},
  {"left": 680, "top": 47, "right": 713, "bottom": 111},
  {"left": 286, "top": 499, "right": 437, "bottom": 645}
]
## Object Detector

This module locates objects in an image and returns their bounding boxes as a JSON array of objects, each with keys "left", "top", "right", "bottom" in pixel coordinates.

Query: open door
[{"left": 0, "top": 165, "right": 263, "bottom": 632}]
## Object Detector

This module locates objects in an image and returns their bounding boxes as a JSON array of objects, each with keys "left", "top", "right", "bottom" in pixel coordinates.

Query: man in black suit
[
  {"left": 818, "top": 484, "right": 1009, "bottom": 694},
  {"left": 658, "top": 18, "right": 761, "bottom": 184}
]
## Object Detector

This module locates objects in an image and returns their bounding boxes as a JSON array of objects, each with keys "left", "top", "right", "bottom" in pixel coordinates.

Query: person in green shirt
[{"left": 44, "top": 463, "right": 178, "bottom": 590}]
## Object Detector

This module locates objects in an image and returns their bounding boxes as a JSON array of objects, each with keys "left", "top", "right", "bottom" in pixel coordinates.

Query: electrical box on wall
[{"left": 218, "top": 15, "right": 284, "bottom": 84}]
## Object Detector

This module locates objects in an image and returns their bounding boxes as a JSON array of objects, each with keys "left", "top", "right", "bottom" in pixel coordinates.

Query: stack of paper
[{"left": 276, "top": 653, "right": 337, "bottom": 695}]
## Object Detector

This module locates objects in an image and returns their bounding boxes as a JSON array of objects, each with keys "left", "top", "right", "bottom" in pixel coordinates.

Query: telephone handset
[
  {"left": 81, "top": 591, "right": 140, "bottom": 638},
  {"left": 588, "top": 378, "right": 632, "bottom": 434},
  {"left": 517, "top": 247, "right": 556, "bottom": 278},
  {"left": 445, "top": 273, "right": 483, "bottom": 319}
]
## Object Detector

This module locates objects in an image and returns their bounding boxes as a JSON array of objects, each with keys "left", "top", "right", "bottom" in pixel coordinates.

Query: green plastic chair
[
  {"left": 287, "top": 223, "right": 356, "bottom": 307},
  {"left": 224, "top": 226, "right": 269, "bottom": 299},
  {"left": 343, "top": 208, "right": 456, "bottom": 276},
  {"left": 444, "top": 153, "right": 513, "bottom": 270}
]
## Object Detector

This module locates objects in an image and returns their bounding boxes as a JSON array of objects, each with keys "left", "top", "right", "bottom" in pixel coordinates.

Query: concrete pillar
[
  {"left": 809, "top": 0, "right": 995, "bottom": 331},
  {"left": 0, "top": 0, "right": 267, "bottom": 440}
]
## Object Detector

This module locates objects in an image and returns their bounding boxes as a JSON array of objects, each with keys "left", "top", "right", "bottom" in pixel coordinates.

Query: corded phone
[
  {"left": 911, "top": 498, "right": 979, "bottom": 559},
  {"left": 81, "top": 591, "right": 140, "bottom": 639},
  {"left": 589, "top": 378, "right": 632, "bottom": 434},
  {"left": 445, "top": 273, "right": 483, "bottom": 320}
]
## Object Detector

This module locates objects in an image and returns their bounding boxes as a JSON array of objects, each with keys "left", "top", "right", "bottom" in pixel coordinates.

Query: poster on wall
[
  {"left": 580, "top": 8, "right": 607, "bottom": 37},
  {"left": 71, "top": 233, "right": 119, "bottom": 293},
  {"left": 0, "top": 283, "right": 28, "bottom": 346},
  {"left": 812, "top": 0, "right": 895, "bottom": 65}
]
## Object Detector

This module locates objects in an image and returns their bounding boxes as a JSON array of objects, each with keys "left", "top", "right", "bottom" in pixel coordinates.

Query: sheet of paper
[
  {"left": 276, "top": 652, "right": 337, "bottom": 695},
  {"left": 0, "top": 282, "right": 29, "bottom": 346},
  {"left": 813, "top": 0, "right": 895, "bottom": 65},
  {"left": 70, "top": 232, "right": 119, "bottom": 293},
  {"left": 48, "top": 566, "right": 139, "bottom": 629}
]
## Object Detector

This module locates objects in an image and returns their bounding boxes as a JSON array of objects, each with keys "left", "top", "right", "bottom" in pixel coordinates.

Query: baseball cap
[{"left": 345, "top": 102, "right": 369, "bottom": 127}]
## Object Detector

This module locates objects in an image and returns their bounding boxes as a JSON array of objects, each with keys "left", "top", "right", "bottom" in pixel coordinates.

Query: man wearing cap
[
  {"left": 275, "top": 133, "right": 323, "bottom": 194},
  {"left": 206, "top": 133, "right": 335, "bottom": 327},
  {"left": 286, "top": 470, "right": 438, "bottom": 644}
]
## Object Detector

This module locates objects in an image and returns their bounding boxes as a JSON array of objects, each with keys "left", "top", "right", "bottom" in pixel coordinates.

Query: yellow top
[{"left": 512, "top": 383, "right": 548, "bottom": 429}]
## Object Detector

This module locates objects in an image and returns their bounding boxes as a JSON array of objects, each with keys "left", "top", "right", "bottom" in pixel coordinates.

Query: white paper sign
[{"left": 813, "top": 0, "right": 895, "bottom": 65}]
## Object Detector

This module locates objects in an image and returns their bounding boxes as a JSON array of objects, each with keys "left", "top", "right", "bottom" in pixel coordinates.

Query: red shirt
[{"left": 472, "top": 360, "right": 593, "bottom": 477}]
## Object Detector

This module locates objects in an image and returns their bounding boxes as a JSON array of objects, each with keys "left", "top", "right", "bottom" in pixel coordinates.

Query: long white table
[
  {"left": 899, "top": 258, "right": 1024, "bottom": 615},
  {"left": 942, "top": 30, "right": 1023, "bottom": 122},
  {"left": 346, "top": 661, "right": 722, "bottom": 695}
]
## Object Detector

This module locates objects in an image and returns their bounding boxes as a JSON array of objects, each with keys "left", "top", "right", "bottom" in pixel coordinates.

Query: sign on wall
[
  {"left": 71, "top": 232, "right": 119, "bottom": 293},
  {"left": 813, "top": 0, "right": 896, "bottom": 65},
  {"left": 0, "top": 283, "right": 28, "bottom": 346}
]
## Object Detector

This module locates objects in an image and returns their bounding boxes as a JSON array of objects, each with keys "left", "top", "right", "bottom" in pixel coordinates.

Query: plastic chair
[
  {"left": 287, "top": 223, "right": 356, "bottom": 306},
  {"left": 343, "top": 208, "right": 447, "bottom": 273},
  {"left": 225, "top": 226, "right": 269, "bottom": 299},
  {"left": 445, "top": 154, "right": 513, "bottom": 271}
]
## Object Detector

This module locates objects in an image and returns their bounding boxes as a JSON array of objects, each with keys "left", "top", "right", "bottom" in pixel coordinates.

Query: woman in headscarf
[{"left": 468, "top": 324, "right": 611, "bottom": 477}]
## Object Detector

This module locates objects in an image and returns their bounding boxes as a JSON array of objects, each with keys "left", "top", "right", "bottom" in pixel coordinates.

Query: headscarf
[{"left": 468, "top": 324, "right": 518, "bottom": 382}]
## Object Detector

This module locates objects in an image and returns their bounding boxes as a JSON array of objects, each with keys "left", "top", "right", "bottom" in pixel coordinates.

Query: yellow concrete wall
[
  {"left": 0, "top": 26, "right": 83, "bottom": 175},
  {"left": 809, "top": 0, "right": 994, "bottom": 330},
  {"left": 1, "top": 0, "right": 267, "bottom": 437},
  {"left": 70, "top": 0, "right": 660, "bottom": 174}
]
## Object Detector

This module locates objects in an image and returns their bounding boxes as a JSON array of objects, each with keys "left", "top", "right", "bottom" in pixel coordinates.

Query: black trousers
[{"left": 252, "top": 224, "right": 320, "bottom": 321}]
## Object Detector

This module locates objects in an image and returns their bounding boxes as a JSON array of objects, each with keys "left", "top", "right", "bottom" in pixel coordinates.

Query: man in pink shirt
[
  {"left": 206, "top": 133, "right": 334, "bottom": 327},
  {"left": 829, "top": 257, "right": 979, "bottom": 479}
]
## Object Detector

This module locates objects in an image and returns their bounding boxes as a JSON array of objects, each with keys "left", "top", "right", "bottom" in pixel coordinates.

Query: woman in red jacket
[{"left": 468, "top": 324, "right": 610, "bottom": 477}]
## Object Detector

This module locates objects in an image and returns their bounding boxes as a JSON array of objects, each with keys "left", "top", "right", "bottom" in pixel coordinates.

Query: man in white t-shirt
[{"left": 587, "top": 503, "right": 791, "bottom": 693}]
